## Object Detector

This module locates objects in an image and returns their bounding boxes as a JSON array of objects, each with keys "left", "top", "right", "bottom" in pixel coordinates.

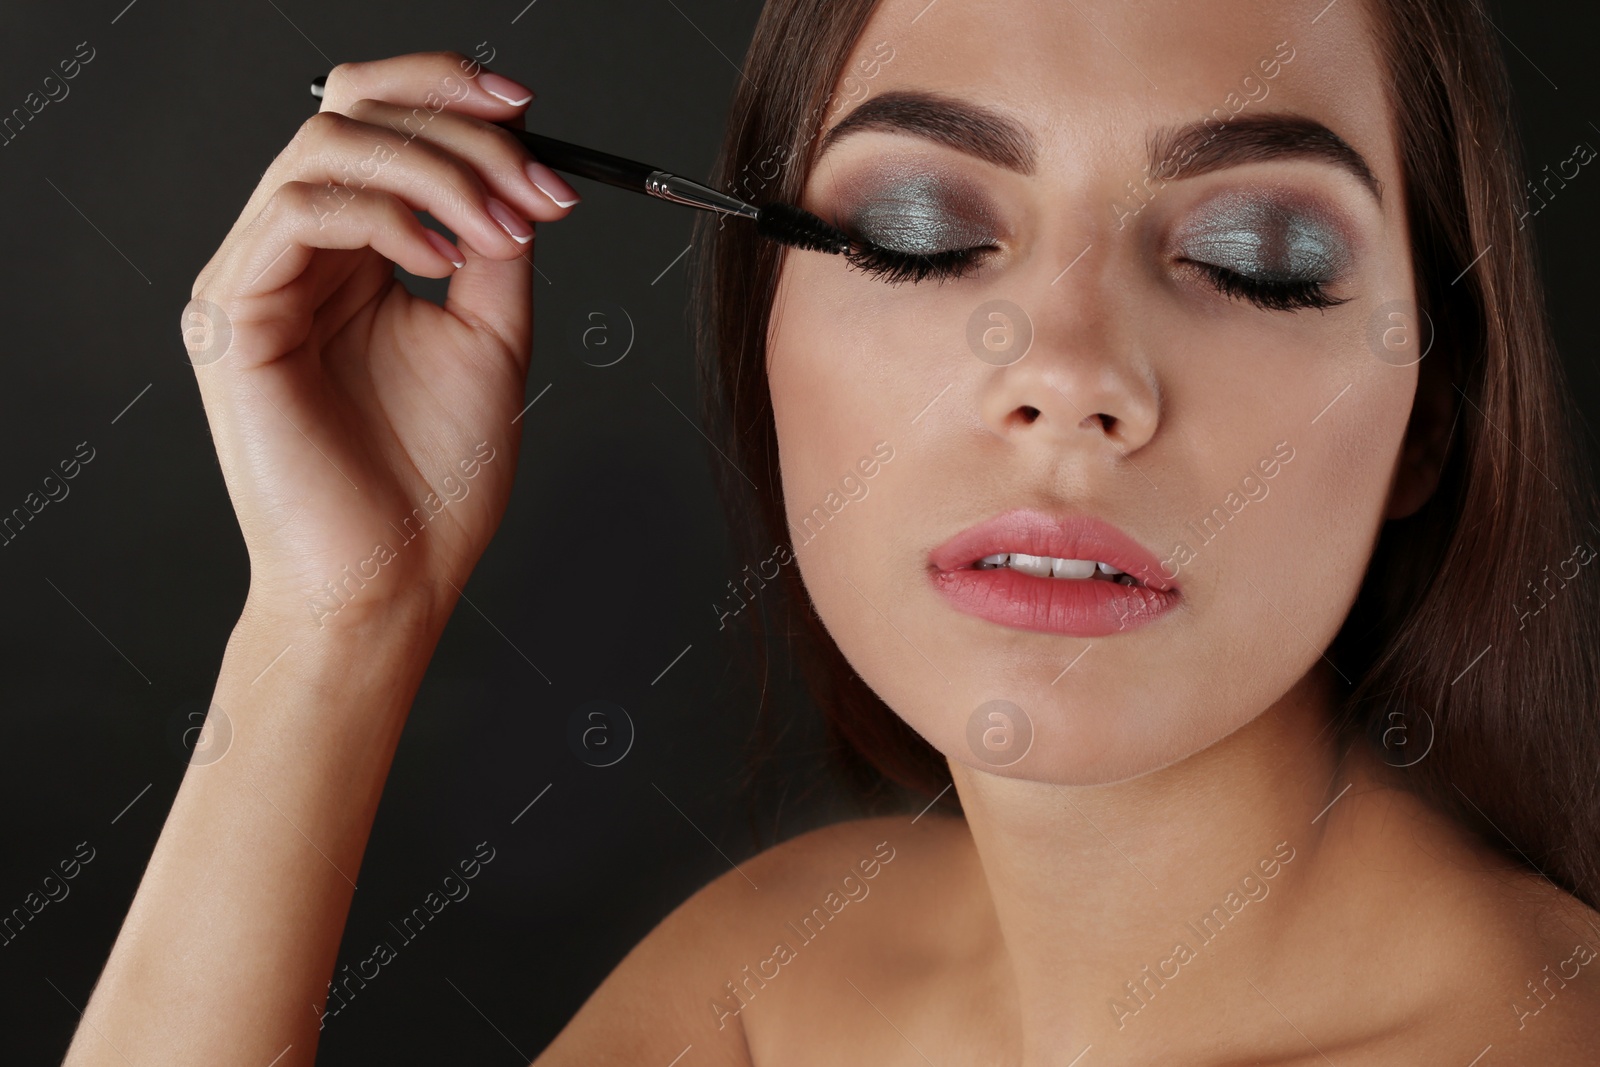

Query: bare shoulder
[
  {"left": 726, "top": 812, "right": 1000, "bottom": 1065},
  {"left": 1478, "top": 877, "right": 1600, "bottom": 1059},
  {"left": 530, "top": 812, "right": 977, "bottom": 1067},
  {"left": 1380, "top": 862, "right": 1600, "bottom": 1065}
]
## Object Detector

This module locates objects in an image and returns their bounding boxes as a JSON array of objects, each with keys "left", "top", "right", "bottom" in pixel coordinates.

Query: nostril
[{"left": 1018, "top": 405, "right": 1041, "bottom": 423}]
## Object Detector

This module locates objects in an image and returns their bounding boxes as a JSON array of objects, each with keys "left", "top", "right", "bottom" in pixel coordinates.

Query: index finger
[{"left": 317, "top": 50, "right": 534, "bottom": 121}]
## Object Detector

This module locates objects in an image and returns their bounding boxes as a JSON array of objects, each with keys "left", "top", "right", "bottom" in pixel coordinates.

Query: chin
[{"left": 875, "top": 658, "right": 1257, "bottom": 787}]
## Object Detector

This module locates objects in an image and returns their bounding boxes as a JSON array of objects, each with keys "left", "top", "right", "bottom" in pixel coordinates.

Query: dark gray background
[{"left": 1, "top": 1, "right": 1595, "bottom": 1063}]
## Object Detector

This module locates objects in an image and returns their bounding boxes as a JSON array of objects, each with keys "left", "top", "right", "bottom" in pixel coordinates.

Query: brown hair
[{"left": 688, "top": 0, "right": 1600, "bottom": 907}]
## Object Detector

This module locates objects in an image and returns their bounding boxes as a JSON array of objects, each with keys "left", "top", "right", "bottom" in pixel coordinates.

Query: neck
[{"left": 948, "top": 664, "right": 1437, "bottom": 1061}]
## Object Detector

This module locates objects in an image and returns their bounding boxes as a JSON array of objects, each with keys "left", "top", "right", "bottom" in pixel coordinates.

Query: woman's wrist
[
  {"left": 216, "top": 581, "right": 458, "bottom": 733},
  {"left": 235, "top": 578, "right": 458, "bottom": 656}
]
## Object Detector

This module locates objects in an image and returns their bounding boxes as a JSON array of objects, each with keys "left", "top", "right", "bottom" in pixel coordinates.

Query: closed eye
[
  {"left": 1178, "top": 258, "right": 1348, "bottom": 312},
  {"left": 843, "top": 240, "right": 999, "bottom": 285}
]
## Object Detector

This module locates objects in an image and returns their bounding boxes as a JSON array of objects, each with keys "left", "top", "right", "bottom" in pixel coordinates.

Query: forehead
[{"left": 818, "top": 0, "right": 1398, "bottom": 188}]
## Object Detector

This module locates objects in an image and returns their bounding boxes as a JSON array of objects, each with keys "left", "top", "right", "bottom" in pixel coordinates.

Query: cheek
[
  {"left": 1295, "top": 356, "right": 1419, "bottom": 593},
  {"left": 769, "top": 268, "right": 858, "bottom": 517},
  {"left": 766, "top": 260, "right": 956, "bottom": 703},
  {"left": 1158, "top": 337, "right": 1416, "bottom": 745},
  {"left": 767, "top": 260, "right": 933, "bottom": 542}
]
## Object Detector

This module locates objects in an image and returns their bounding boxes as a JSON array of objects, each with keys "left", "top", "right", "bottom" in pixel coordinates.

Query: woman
[{"left": 66, "top": 0, "right": 1600, "bottom": 1062}]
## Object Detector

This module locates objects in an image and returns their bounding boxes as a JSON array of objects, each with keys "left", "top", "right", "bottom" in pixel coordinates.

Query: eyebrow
[
  {"left": 815, "top": 89, "right": 1037, "bottom": 173},
  {"left": 1147, "top": 114, "right": 1382, "bottom": 201},
  {"left": 814, "top": 89, "right": 1381, "bottom": 202}
]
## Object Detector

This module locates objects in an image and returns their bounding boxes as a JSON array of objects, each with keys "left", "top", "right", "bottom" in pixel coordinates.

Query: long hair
[{"left": 688, "top": 0, "right": 1600, "bottom": 908}]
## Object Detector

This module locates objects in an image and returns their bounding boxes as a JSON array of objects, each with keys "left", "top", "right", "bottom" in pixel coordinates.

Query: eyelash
[
  {"left": 842, "top": 241, "right": 998, "bottom": 285},
  {"left": 833, "top": 236, "right": 1348, "bottom": 314},
  {"left": 1180, "top": 259, "right": 1348, "bottom": 312}
]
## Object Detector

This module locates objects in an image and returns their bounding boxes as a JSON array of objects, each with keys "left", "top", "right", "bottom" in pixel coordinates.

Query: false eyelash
[
  {"left": 842, "top": 240, "right": 998, "bottom": 286},
  {"left": 1186, "top": 260, "right": 1348, "bottom": 312}
]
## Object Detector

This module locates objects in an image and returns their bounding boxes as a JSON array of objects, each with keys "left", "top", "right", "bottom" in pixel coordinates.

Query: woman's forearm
[{"left": 65, "top": 594, "right": 451, "bottom": 1067}]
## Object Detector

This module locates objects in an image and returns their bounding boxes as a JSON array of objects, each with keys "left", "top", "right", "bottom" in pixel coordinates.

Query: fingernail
[
  {"left": 485, "top": 197, "right": 534, "bottom": 244},
  {"left": 424, "top": 228, "right": 466, "bottom": 268},
  {"left": 479, "top": 71, "right": 534, "bottom": 107},
  {"left": 525, "top": 157, "right": 581, "bottom": 208}
]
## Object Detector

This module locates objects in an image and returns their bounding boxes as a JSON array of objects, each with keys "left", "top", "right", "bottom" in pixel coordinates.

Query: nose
[{"left": 975, "top": 253, "right": 1159, "bottom": 457}]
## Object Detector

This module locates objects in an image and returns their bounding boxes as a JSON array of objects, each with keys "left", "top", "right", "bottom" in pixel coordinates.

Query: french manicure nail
[
  {"left": 525, "top": 157, "right": 582, "bottom": 208},
  {"left": 485, "top": 197, "right": 534, "bottom": 244},
  {"left": 424, "top": 228, "right": 466, "bottom": 269},
  {"left": 479, "top": 71, "right": 534, "bottom": 107}
]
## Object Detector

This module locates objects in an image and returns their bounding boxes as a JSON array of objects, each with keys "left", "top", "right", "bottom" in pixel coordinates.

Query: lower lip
[{"left": 929, "top": 566, "right": 1180, "bottom": 637}]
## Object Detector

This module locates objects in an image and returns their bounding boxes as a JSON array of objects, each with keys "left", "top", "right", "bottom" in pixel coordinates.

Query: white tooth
[
  {"left": 1051, "top": 557, "right": 1097, "bottom": 580},
  {"left": 1097, "top": 561, "right": 1123, "bottom": 576},
  {"left": 980, "top": 553, "right": 1010, "bottom": 567},
  {"left": 1007, "top": 553, "right": 1054, "bottom": 578}
]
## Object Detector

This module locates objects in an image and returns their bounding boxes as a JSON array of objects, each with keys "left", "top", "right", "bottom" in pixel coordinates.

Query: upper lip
[{"left": 929, "top": 508, "right": 1177, "bottom": 592}]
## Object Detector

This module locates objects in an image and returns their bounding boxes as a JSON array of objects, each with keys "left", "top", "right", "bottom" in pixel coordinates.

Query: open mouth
[
  {"left": 970, "top": 552, "right": 1147, "bottom": 587},
  {"left": 928, "top": 509, "right": 1178, "bottom": 636}
]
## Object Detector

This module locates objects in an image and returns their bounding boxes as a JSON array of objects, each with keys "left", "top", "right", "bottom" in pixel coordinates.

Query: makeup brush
[{"left": 308, "top": 74, "right": 852, "bottom": 256}]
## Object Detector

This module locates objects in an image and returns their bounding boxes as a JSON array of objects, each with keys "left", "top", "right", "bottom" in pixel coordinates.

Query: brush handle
[
  {"left": 506, "top": 127, "right": 759, "bottom": 219},
  {"left": 510, "top": 129, "right": 653, "bottom": 192},
  {"left": 308, "top": 74, "right": 759, "bottom": 220}
]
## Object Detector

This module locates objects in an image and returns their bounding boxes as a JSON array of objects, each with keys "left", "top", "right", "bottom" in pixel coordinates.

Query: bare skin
[
  {"left": 719, "top": 736, "right": 1600, "bottom": 1065},
  {"left": 64, "top": 0, "right": 1600, "bottom": 1063}
]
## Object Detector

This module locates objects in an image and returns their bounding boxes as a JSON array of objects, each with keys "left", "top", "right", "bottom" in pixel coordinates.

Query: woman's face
[{"left": 766, "top": 0, "right": 1425, "bottom": 784}]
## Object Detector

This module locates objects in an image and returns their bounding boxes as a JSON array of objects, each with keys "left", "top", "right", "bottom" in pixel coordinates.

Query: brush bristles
[{"left": 755, "top": 202, "right": 852, "bottom": 255}]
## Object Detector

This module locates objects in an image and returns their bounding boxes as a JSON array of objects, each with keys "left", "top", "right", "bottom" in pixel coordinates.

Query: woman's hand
[
  {"left": 186, "top": 50, "right": 579, "bottom": 633},
  {"left": 66, "top": 58, "right": 583, "bottom": 1067}
]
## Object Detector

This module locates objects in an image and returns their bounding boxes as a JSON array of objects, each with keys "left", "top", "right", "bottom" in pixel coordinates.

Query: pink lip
[{"left": 928, "top": 508, "right": 1180, "bottom": 637}]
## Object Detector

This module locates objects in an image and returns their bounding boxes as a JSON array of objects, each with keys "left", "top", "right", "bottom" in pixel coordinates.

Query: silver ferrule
[{"left": 644, "top": 170, "right": 760, "bottom": 219}]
